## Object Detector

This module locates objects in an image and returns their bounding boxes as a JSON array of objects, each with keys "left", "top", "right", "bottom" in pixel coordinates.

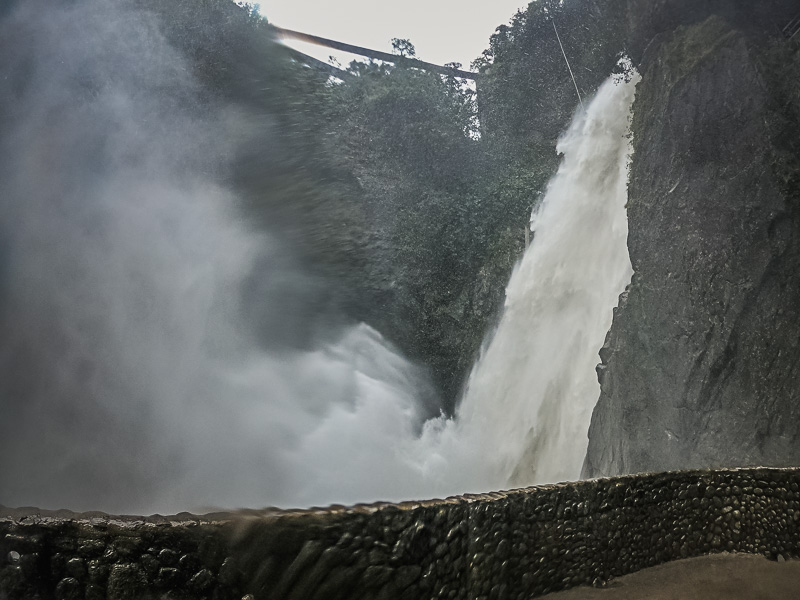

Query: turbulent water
[
  {"left": 408, "top": 72, "right": 640, "bottom": 496},
  {"left": 0, "top": 0, "right": 637, "bottom": 514}
]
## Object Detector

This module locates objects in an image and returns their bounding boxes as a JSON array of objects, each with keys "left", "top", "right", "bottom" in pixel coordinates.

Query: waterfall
[
  {"left": 0, "top": 0, "right": 639, "bottom": 514},
  {"left": 409, "top": 72, "right": 639, "bottom": 496}
]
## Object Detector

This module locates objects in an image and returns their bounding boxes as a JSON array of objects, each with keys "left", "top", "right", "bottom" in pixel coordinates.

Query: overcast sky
[{"left": 260, "top": 0, "right": 531, "bottom": 71}]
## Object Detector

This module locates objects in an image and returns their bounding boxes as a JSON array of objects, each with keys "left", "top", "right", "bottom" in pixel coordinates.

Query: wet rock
[
  {"left": 157, "top": 548, "right": 179, "bottom": 567},
  {"left": 362, "top": 565, "right": 393, "bottom": 588},
  {"left": 78, "top": 540, "right": 105, "bottom": 559},
  {"left": 18, "top": 552, "right": 39, "bottom": 579},
  {"left": 85, "top": 583, "right": 105, "bottom": 600},
  {"left": 88, "top": 560, "right": 109, "bottom": 585},
  {"left": 65, "top": 557, "right": 86, "bottom": 581},
  {"left": 308, "top": 565, "right": 363, "bottom": 600},
  {"left": 178, "top": 553, "right": 200, "bottom": 573},
  {"left": 188, "top": 568, "right": 213, "bottom": 592},
  {"left": 55, "top": 576, "right": 81, "bottom": 600},
  {"left": 112, "top": 538, "right": 140, "bottom": 561},
  {"left": 107, "top": 563, "right": 147, "bottom": 600},
  {"left": 395, "top": 565, "right": 421, "bottom": 589},
  {"left": 434, "top": 543, "right": 448, "bottom": 559},
  {"left": 218, "top": 556, "right": 239, "bottom": 587},
  {"left": 272, "top": 540, "right": 324, "bottom": 598},
  {"left": 102, "top": 546, "right": 117, "bottom": 563},
  {"left": 50, "top": 553, "right": 67, "bottom": 580},
  {"left": 4, "top": 533, "right": 42, "bottom": 555},
  {"left": 140, "top": 553, "right": 159, "bottom": 577},
  {"left": 155, "top": 566, "right": 182, "bottom": 588}
]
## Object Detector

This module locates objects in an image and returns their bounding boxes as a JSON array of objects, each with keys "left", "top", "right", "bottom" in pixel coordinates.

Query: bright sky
[{"left": 260, "top": 0, "right": 531, "bottom": 71}]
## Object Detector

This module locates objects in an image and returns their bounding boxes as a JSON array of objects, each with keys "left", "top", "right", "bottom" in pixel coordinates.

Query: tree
[{"left": 391, "top": 38, "right": 416, "bottom": 58}]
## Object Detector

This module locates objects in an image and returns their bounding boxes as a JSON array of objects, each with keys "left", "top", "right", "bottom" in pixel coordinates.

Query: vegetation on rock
[{"left": 132, "top": 0, "right": 577, "bottom": 409}]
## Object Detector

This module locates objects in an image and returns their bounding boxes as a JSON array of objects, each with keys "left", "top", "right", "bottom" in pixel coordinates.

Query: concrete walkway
[{"left": 543, "top": 553, "right": 800, "bottom": 599}]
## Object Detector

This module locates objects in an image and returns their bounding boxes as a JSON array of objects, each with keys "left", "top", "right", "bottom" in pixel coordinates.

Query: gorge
[{"left": 1, "top": 0, "right": 800, "bottom": 597}]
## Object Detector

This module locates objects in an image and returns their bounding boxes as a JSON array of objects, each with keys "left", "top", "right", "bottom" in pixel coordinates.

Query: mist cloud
[{"left": 0, "top": 0, "right": 434, "bottom": 514}]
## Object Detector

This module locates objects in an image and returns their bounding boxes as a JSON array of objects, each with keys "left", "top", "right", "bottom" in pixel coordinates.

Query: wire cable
[{"left": 552, "top": 19, "right": 584, "bottom": 111}]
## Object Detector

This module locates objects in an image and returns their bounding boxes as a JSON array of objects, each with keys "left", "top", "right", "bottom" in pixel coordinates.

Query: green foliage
[
  {"left": 476, "top": 0, "right": 626, "bottom": 153},
  {"left": 333, "top": 66, "right": 478, "bottom": 176},
  {"left": 321, "top": 61, "right": 504, "bottom": 404},
  {"left": 136, "top": 0, "right": 589, "bottom": 408},
  {"left": 391, "top": 38, "right": 416, "bottom": 58}
]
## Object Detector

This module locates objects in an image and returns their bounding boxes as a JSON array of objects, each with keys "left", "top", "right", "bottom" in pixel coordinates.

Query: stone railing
[{"left": 2, "top": 467, "right": 799, "bottom": 599}]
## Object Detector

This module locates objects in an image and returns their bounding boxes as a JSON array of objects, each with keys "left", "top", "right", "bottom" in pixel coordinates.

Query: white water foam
[{"left": 406, "top": 72, "right": 640, "bottom": 497}]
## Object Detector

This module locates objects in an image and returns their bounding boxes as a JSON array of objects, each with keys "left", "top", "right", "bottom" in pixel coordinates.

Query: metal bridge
[{"left": 270, "top": 26, "right": 479, "bottom": 80}]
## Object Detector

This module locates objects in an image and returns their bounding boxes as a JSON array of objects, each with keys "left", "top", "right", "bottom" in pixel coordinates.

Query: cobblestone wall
[{"left": 3, "top": 467, "right": 800, "bottom": 599}]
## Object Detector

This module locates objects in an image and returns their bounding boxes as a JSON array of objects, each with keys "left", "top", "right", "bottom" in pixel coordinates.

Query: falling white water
[
  {"left": 406, "top": 72, "right": 640, "bottom": 496},
  {"left": 208, "top": 64, "right": 640, "bottom": 504},
  {"left": 184, "top": 70, "right": 642, "bottom": 505},
  {"left": 1, "top": 0, "right": 641, "bottom": 514}
]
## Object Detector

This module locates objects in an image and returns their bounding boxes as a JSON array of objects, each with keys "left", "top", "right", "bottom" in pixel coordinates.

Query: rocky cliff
[{"left": 584, "top": 14, "right": 800, "bottom": 477}]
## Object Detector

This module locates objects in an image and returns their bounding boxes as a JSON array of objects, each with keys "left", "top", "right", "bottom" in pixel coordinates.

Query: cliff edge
[{"left": 584, "top": 15, "right": 800, "bottom": 477}]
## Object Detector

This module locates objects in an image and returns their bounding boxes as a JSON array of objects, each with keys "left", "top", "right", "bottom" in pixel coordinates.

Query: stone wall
[
  {"left": 0, "top": 511, "right": 236, "bottom": 600},
  {"left": 3, "top": 467, "right": 800, "bottom": 599}
]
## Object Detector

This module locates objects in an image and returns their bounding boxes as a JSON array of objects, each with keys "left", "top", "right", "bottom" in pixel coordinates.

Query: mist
[
  {"left": 0, "top": 0, "right": 638, "bottom": 516},
  {"left": 0, "top": 0, "right": 435, "bottom": 514}
]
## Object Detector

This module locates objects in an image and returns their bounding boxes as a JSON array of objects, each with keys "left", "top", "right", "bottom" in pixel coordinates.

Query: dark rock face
[
  {"left": 623, "top": 0, "right": 800, "bottom": 61},
  {"left": 584, "top": 17, "right": 800, "bottom": 478}
]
